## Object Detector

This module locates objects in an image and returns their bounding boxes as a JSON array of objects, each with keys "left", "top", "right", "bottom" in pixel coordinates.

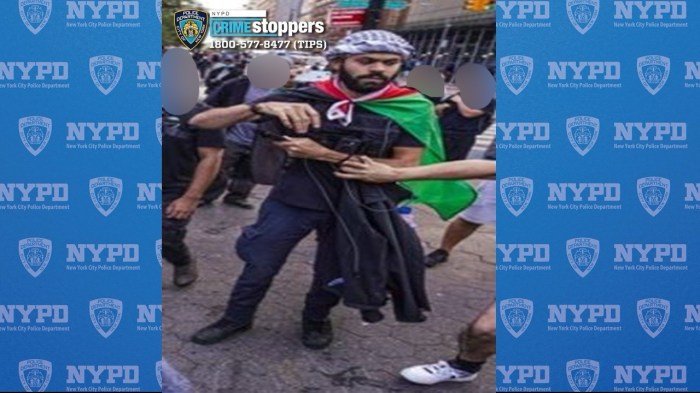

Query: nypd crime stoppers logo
[
  {"left": 637, "top": 177, "right": 670, "bottom": 217},
  {"left": 566, "top": 116, "right": 599, "bottom": 156},
  {"left": 500, "top": 298, "right": 533, "bottom": 338},
  {"left": 500, "top": 55, "right": 533, "bottom": 95},
  {"left": 174, "top": 10, "right": 208, "bottom": 50},
  {"left": 19, "top": 359, "right": 52, "bottom": 392},
  {"left": 637, "top": 298, "right": 670, "bottom": 338},
  {"left": 19, "top": 0, "right": 52, "bottom": 35},
  {"left": 19, "top": 238, "right": 52, "bottom": 278},
  {"left": 89, "top": 298, "right": 123, "bottom": 338},
  {"left": 637, "top": 55, "right": 670, "bottom": 95},
  {"left": 500, "top": 177, "right": 533, "bottom": 217},
  {"left": 566, "top": 359, "right": 599, "bottom": 392},
  {"left": 89, "top": 55, "right": 123, "bottom": 95},
  {"left": 566, "top": 237, "right": 599, "bottom": 278},
  {"left": 567, "top": 0, "right": 599, "bottom": 35},
  {"left": 19, "top": 116, "right": 52, "bottom": 156},
  {"left": 89, "top": 177, "right": 123, "bottom": 217}
]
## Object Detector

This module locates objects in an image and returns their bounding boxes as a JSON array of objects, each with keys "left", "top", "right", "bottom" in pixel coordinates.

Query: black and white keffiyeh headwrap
[{"left": 324, "top": 29, "right": 414, "bottom": 61}]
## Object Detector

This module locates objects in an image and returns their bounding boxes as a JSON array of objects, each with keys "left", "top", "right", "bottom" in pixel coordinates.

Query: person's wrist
[{"left": 250, "top": 103, "right": 266, "bottom": 116}]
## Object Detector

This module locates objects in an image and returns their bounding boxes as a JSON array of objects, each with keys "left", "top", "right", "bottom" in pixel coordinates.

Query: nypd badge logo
[
  {"left": 156, "top": 361, "right": 163, "bottom": 389},
  {"left": 566, "top": 0, "right": 599, "bottom": 35},
  {"left": 500, "top": 55, "right": 533, "bottom": 95},
  {"left": 156, "top": 239, "right": 162, "bottom": 268},
  {"left": 89, "top": 177, "right": 123, "bottom": 217},
  {"left": 89, "top": 298, "right": 123, "bottom": 338},
  {"left": 18, "top": 238, "right": 52, "bottom": 278},
  {"left": 637, "top": 55, "right": 670, "bottom": 95},
  {"left": 566, "top": 359, "right": 599, "bottom": 392},
  {"left": 637, "top": 177, "right": 670, "bottom": 217},
  {"left": 156, "top": 0, "right": 162, "bottom": 23},
  {"left": 566, "top": 116, "right": 599, "bottom": 157},
  {"left": 566, "top": 237, "right": 599, "bottom": 278},
  {"left": 174, "top": 10, "right": 208, "bottom": 50},
  {"left": 637, "top": 298, "right": 670, "bottom": 338},
  {"left": 499, "top": 298, "right": 533, "bottom": 338},
  {"left": 89, "top": 55, "right": 123, "bottom": 95},
  {"left": 19, "top": 359, "right": 52, "bottom": 392},
  {"left": 19, "top": 0, "right": 52, "bottom": 35},
  {"left": 18, "top": 116, "right": 52, "bottom": 156},
  {"left": 500, "top": 177, "right": 533, "bottom": 217},
  {"left": 156, "top": 117, "right": 162, "bottom": 146}
]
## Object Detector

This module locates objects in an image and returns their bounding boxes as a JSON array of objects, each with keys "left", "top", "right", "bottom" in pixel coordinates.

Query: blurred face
[{"left": 335, "top": 53, "right": 402, "bottom": 94}]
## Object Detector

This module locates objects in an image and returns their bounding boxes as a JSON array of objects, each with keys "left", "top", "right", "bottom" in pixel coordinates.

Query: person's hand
[
  {"left": 435, "top": 102, "right": 451, "bottom": 116},
  {"left": 335, "top": 156, "right": 400, "bottom": 183},
  {"left": 274, "top": 136, "right": 329, "bottom": 159},
  {"left": 253, "top": 102, "right": 321, "bottom": 133},
  {"left": 165, "top": 196, "right": 199, "bottom": 220}
]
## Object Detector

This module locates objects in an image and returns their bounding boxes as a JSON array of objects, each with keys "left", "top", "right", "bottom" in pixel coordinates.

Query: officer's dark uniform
[
  {"left": 161, "top": 122, "right": 225, "bottom": 271},
  {"left": 222, "top": 90, "right": 424, "bottom": 325}
]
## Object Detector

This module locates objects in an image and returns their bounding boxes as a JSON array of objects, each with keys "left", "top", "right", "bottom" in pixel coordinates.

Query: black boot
[
  {"left": 191, "top": 318, "right": 253, "bottom": 345},
  {"left": 302, "top": 318, "right": 333, "bottom": 350},
  {"left": 173, "top": 260, "right": 198, "bottom": 287}
]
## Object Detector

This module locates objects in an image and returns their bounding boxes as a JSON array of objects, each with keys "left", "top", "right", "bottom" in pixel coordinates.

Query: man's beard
[{"left": 338, "top": 65, "right": 398, "bottom": 94}]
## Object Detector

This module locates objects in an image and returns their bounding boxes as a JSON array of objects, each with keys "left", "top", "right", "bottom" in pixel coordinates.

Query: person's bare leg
[
  {"left": 439, "top": 217, "right": 481, "bottom": 253},
  {"left": 457, "top": 301, "right": 496, "bottom": 363}
]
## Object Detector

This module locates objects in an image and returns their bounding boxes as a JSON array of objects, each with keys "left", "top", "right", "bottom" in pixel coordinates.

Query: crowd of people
[{"left": 161, "top": 29, "right": 497, "bottom": 389}]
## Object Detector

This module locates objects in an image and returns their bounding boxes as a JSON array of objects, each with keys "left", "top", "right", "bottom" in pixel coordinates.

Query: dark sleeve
[
  {"left": 249, "top": 90, "right": 302, "bottom": 105},
  {"left": 195, "top": 129, "right": 225, "bottom": 149},
  {"left": 482, "top": 99, "right": 496, "bottom": 116},
  {"left": 394, "top": 127, "right": 425, "bottom": 148},
  {"left": 204, "top": 77, "right": 249, "bottom": 107}
]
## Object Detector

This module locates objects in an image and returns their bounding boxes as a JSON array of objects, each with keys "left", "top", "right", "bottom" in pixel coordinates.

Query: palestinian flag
[{"left": 313, "top": 80, "right": 478, "bottom": 220}]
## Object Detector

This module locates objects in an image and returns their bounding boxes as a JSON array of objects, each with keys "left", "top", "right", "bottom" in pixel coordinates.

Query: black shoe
[
  {"left": 425, "top": 249, "right": 449, "bottom": 268},
  {"left": 222, "top": 194, "right": 254, "bottom": 209},
  {"left": 191, "top": 318, "right": 253, "bottom": 345},
  {"left": 173, "top": 261, "right": 198, "bottom": 287},
  {"left": 302, "top": 318, "right": 333, "bottom": 350}
]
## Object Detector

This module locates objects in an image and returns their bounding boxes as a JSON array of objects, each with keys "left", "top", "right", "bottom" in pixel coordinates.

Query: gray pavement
[{"left": 163, "top": 187, "right": 496, "bottom": 393}]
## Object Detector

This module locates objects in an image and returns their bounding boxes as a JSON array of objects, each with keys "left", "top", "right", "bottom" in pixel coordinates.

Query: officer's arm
[
  {"left": 181, "top": 147, "right": 224, "bottom": 202},
  {"left": 188, "top": 104, "right": 256, "bottom": 130}
]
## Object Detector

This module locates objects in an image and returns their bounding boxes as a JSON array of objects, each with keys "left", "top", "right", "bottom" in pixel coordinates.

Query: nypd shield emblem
[
  {"left": 174, "top": 10, "right": 208, "bottom": 50},
  {"left": 499, "top": 298, "right": 533, "bottom": 338},
  {"left": 637, "top": 177, "right": 670, "bottom": 217},
  {"left": 566, "top": 116, "right": 599, "bottom": 156},
  {"left": 89, "top": 55, "right": 123, "bottom": 95},
  {"left": 18, "top": 116, "right": 52, "bottom": 156},
  {"left": 566, "top": 237, "right": 599, "bottom": 278},
  {"left": 500, "top": 55, "right": 533, "bottom": 95},
  {"left": 18, "top": 238, "right": 52, "bottom": 278},
  {"left": 566, "top": 359, "right": 599, "bottom": 392},
  {"left": 637, "top": 298, "right": 670, "bottom": 338},
  {"left": 156, "top": 361, "right": 163, "bottom": 388},
  {"left": 156, "top": 0, "right": 162, "bottom": 23},
  {"left": 89, "top": 177, "right": 123, "bottom": 217},
  {"left": 19, "top": 359, "right": 52, "bottom": 392},
  {"left": 89, "top": 298, "right": 123, "bottom": 338},
  {"left": 637, "top": 55, "right": 670, "bottom": 95},
  {"left": 156, "top": 239, "right": 162, "bottom": 268},
  {"left": 19, "top": 0, "right": 52, "bottom": 35},
  {"left": 156, "top": 117, "right": 162, "bottom": 145},
  {"left": 566, "top": 0, "right": 599, "bottom": 35},
  {"left": 500, "top": 177, "right": 533, "bottom": 217}
]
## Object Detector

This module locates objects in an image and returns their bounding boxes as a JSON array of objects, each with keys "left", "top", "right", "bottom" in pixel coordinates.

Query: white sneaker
[{"left": 400, "top": 360, "right": 479, "bottom": 385}]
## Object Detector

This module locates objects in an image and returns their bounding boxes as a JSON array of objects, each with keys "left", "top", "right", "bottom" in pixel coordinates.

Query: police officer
[{"left": 188, "top": 30, "right": 426, "bottom": 349}]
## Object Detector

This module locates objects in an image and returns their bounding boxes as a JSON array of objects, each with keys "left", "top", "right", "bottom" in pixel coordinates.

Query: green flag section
[{"left": 357, "top": 94, "right": 479, "bottom": 220}]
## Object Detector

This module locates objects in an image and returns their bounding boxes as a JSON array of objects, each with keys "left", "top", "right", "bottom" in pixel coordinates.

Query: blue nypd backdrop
[
  {"left": 496, "top": 0, "right": 698, "bottom": 391},
  {"left": 1, "top": 1, "right": 162, "bottom": 391}
]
